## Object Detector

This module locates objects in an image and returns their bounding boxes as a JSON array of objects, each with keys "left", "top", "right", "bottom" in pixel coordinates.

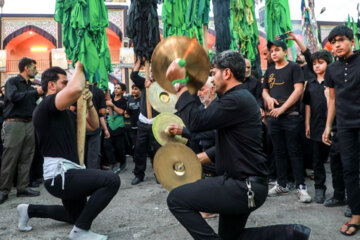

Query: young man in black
[
  {"left": 166, "top": 50, "right": 269, "bottom": 240},
  {"left": 126, "top": 84, "right": 141, "bottom": 154},
  {"left": 323, "top": 25, "right": 360, "bottom": 236},
  {"left": 263, "top": 40, "right": 311, "bottom": 203},
  {"left": 106, "top": 82, "right": 127, "bottom": 172},
  {"left": 17, "top": 64, "right": 120, "bottom": 240},
  {"left": 303, "top": 50, "right": 333, "bottom": 203},
  {"left": 130, "top": 59, "right": 160, "bottom": 185}
]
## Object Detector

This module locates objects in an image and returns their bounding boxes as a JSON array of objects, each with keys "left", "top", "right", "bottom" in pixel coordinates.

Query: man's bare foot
[{"left": 340, "top": 215, "right": 360, "bottom": 236}]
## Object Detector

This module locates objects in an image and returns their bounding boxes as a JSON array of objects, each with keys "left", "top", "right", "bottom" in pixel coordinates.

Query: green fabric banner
[{"left": 54, "top": 0, "right": 113, "bottom": 89}]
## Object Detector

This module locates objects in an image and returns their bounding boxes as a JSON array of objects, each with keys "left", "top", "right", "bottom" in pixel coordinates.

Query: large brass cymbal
[
  {"left": 148, "top": 82, "right": 177, "bottom": 113},
  {"left": 151, "top": 36, "right": 210, "bottom": 94},
  {"left": 154, "top": 142, "right": 202, "bottom": 191},
  {"left": 152, "top": 112, "right": 188, "bottom": 146}
]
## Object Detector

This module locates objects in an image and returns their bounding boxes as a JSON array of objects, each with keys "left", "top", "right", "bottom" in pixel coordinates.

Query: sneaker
[
  {"left": 324, "top": 197, "right": 346, "bottom": 207},
  {"left": 297, "top": 185, "right": 312, "bottom": 203},
  {"left": 268, "top": 179, "right": 277, "bottom": 185},
  {"left": 314, "top": 189, "right": 326, "bottom": 204},
  {"left": 268, "top": 184, "right": 289, "bottom": 197},
  {"left": 17, "top": 204, "right": 32, "bottom": 232},
  {"left": 112, "top": 166, "right": 121, "bottom": 174},
  {"left": 344, "top": 205, "right": 352, "bottom": 218},
  {"left": 286, "top": 182, "right": 296, "bottom": 191}
]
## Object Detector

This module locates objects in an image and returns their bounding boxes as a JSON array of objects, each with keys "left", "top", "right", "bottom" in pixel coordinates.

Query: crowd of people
[{"left": 0, "top": 24, "right": 359, "bottom": 239}]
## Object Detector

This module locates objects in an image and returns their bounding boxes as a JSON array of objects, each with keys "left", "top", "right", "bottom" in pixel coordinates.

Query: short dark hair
[
  {"left": 328, "top": 25, "right": 354, "bottom": 43},
  {"left": 41, "top": 67, "right": 67, "bottom": 94},
  {"left": 18, "top": 57, "right": 36, "bottom": 73},
  {"left": 132, "top": 84, "right": 140, "bottom": 89},
  {"left": 115, "top": 82, "right": 127, "bottom": 92},
  {"left": 211, "top": 50, "right": 246, "bottom": 82},
  {"left": 311, "top": 50, "right": 333, "bottom": 65}
]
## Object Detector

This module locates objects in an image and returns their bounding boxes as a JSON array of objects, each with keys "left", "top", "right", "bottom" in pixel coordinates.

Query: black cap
[{"left": 267, "top": 40, "right": 288, "bottom": 51}]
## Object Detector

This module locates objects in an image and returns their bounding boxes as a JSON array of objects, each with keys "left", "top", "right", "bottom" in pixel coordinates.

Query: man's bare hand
[
  {"left": 197, "top": 152, "right": 211, "bottom": 165},
  {"left": 83, "top": 88, "right": 93, "bottom": 107},
  {"left": 169, "top": 123, "right": 183, "bottom": 136},
  {"left": 322, "top": 127, "right": 332, "bottom": 146},
  {"left": 269, "top": 106, "right": 285, "bottom": 118},
  {"left": 34, "top": 85, "right": 44, "bottom": 95},
  {"left": 264, "top": 96, "right": 279, "bottom": 111}
]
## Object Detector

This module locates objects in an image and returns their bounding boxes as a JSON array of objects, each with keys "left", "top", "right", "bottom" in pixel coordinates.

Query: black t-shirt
[
  {"left": 109, "top": 96, "right": 127, "bottom": 135},
  {"left": 127, "top": 95, "right": 141, "bottom": 128},
  {"left": 325, "top": 50, "right": 360, "bottom": 128},
  {"left": 263, "top": 61, "right": 304, "bottom": 113},
  {"left": 303, "top": 79, "right": 327, "bottom": 142},
  {"left": 87, "top": 84, "right": 106, "bottom": 135},
  {"left": 33, "top": 94, "right": 79, "bottom": 164}
]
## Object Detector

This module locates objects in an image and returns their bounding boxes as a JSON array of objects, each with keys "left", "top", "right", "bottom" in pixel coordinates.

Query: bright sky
[{"left": 2, "top": 0, "right": 360, "bottom": 23}]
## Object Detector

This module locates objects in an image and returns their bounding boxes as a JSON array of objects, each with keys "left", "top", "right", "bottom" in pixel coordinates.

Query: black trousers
[
  {"left": 267, "top": 116, "right": 305, "bottom": 188},
  {"left": 312, "top": 140, "right": 330, "bottom": 190},
  {"left": 28, "top": 169, "right": 120, "bottom": 230},
  {"left": 84, "top": 133, "right": 101, "bottom": 169},
  {"left": 337, "top": 128, "right": 360, "bottom": 215},
  {"left": 111, "top": 132, "right": 126, "bottom": 166},
  {"left": 329, "top": 132, "right": 345, "bottom": 200},
  {"left": 133, "top": 121, "right": 160, "bottom": 179},
  {"left": 167, "top": 176, "right": 268, "bottom": 240}
]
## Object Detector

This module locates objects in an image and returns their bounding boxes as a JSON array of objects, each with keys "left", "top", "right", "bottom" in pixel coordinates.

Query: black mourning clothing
[
  {"left": 168, "top": 85, "right": 268, "bottom": 240},
  {"left": 3, "top": 74, "right": 40, "bottom": 119}
]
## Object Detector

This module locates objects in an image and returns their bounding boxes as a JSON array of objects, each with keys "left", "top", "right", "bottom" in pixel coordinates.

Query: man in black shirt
[
  {"left": 263, "top": 40, "right": 311, "bottom": 203},
  {"left": 126, "top": 84, "right": 141, "bottom": 154},
  {"left": 106, "top": 82, "right": 127, "bottom": 173},
  {"left": 16, "top": 64, "right": 120, "bottom": 240},
  {"left": 323, "top": 25, "right": 360, "bottom": 236},
  {"left": 240, "top": 58, "right": 263, "bottom": 107},
  {"left": 0, "top": 57, "right": 43, "bottom": 204},
  {"left": 130, "top": 59, "right": 160, "bottom": 185},
  {"left": 166, "top": 50, "right": 268, "bottom": 240},
  {"left": 85, "top": 83, "right": 108, "bottom": 169}
]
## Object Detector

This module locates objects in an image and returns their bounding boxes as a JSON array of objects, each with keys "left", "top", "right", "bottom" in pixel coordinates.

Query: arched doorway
[
  {"left": 5, "top": 26, "right": 56, "bottom": 74},
  {"left": 107, "top": 22, "right": 122, "bottom": 64}
]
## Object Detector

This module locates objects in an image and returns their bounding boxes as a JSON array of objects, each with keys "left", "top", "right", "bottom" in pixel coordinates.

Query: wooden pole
[
  {"left": 202, "top": 25, "right": 208, "bottom": 53},
  {"left": 77, "top": 86, "right": 88, "bottom": 166},
  {"left": 145, "top": 61, "right": 152, "bottom": 119}
]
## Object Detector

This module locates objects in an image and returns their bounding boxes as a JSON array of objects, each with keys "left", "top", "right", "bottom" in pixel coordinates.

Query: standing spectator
[
  {"left": 130, "top": 58, "right": 160, "bottom": 185},
  {"left": 0, "top": 86, "right": 5, "bottom": 168},
  {"left": 263, "top": 40, "right": 311, "bottom": 203},
  {"left": 85, "top": 82, "right": 108, "bottom": 169},
  {"left": 303, "top": 50, "right": 333, "bottom": 203},
  {"left": 241, "top": 58, "right": 263, "bottom": 108},
  {"left": 322, "top": 25, "right": 360, "bottom": 236},
  {"left": 126, "top": 84, "right": 141, "bottom": 155},
  {"left": 0, "top": 57, "right": 42, "bottom": 204},
  {"left": 106, "top": 82, "right": 127, "bottom": 173}
]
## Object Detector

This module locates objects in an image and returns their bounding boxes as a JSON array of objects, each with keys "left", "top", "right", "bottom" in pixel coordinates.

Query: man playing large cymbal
[{"left": 166, "top": 50, "right": 269, "bottom": 240}]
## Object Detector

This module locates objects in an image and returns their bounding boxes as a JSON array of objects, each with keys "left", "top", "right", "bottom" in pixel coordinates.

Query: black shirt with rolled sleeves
[
  {"left": 3, "top": 74, "right": 40, "bottom": 119},
  {"left": 127, "top": 95, "right": 141, "bottom": 129},
  {"left": 263, "top": 61, "right": 305, "bottom": 113},
  {"left": 303, "top": 79, "right": 327, "bottom": 142},
  {"left": 176, "top": 85, "right": 268, "bottom": 179},
  {"left": 130, "top": 71, "right": 159, "bottom": 119},
  {"left": 86, "top": 84, "right": 106, "bottom": 135},
  {"left": 324, "top": 50, "right": 360, "bottom": 128},
  {"left": 33, "top": 94, "right": 79, "bottom": 164}
]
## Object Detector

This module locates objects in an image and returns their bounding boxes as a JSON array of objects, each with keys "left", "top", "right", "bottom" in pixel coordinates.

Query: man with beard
[
  {"left": 17, "top": 64, "right": 120, "bottom": 240},
  {"left": 166, "top": 51, "right": 269, "bottom": 240},
  {"left": 0, "top": 57, "right": 43, "bottom": 204}
]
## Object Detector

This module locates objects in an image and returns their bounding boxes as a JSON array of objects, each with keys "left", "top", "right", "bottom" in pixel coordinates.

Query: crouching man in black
[
  {"left": 16, "top": 63, "right": 120, "bottom": 240},
  {"left": 166, "top": 51, "right": 269, "bottom": 240}
]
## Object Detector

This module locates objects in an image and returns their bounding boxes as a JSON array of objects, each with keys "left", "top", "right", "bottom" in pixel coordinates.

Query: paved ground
[{"left": 0, "top": 158, "right": 355, "bottom": 240}]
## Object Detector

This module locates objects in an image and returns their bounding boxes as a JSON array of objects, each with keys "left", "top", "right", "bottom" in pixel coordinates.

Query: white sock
[
  {"left": 17, "top": 204, "right": 32, "bottom": 232},
  {"left": 69, "top": 226, "right": 108, "bottom": 240}
]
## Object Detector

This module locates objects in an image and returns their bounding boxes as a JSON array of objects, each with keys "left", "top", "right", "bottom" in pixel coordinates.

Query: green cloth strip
[{"left": 171, "top": 76, "right": 189, "bottom": 86}]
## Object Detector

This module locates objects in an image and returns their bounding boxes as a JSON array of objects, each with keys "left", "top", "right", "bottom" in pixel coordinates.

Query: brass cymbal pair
[{"left": 151, "top": 36, "right": 209, "bottom": 191}]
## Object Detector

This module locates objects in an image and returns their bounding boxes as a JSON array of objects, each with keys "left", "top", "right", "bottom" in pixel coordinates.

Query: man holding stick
[{"left": 16, "top": 63, "right": 120, "bottom": 240}]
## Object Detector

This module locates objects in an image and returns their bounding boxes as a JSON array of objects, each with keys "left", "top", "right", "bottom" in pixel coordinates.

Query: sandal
[{"left": 340, "top": 222, "right": 360, "bottom": 236}]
